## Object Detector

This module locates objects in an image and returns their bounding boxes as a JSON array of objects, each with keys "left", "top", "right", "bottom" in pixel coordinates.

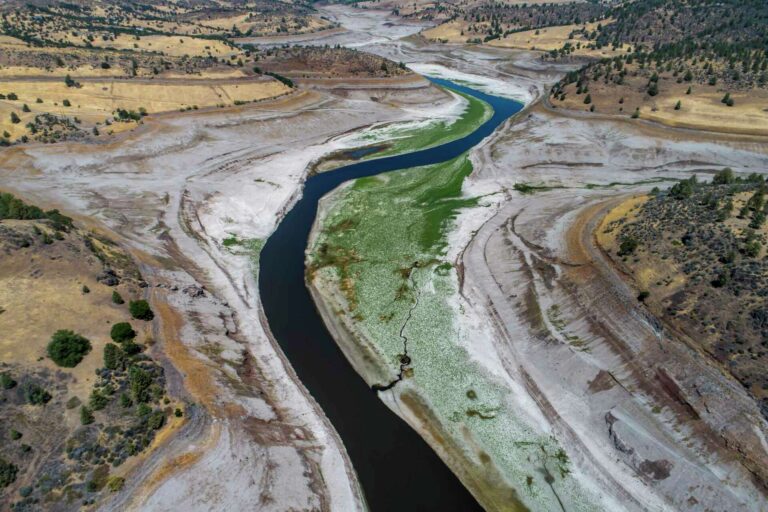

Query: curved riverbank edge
[
  {"left": 259, "top": 79, "right": 506, "bottom": 511},
  {"left": 306, "top": 183, "right": 396, "bottom": 387},
  {"left": 307, "top": 257, "right": 530, "bottom": 512}
]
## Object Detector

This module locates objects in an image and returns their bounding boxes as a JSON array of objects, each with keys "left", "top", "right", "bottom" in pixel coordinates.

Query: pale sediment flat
[
  {"left": 306, "top": 45, "right": 768, "bottom": 511},
  {"left": 0, "top": 70, "right": 461, "bottom": 510},
  {"left": 3, "top": 3, "right": 768, "bottom": 510}
]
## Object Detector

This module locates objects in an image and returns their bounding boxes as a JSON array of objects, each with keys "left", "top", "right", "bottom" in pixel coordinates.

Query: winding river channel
[{"left": 259, "top": 79, "right": 523, "bottom": 511}]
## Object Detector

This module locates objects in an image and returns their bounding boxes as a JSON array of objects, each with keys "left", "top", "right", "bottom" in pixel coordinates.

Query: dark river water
[{"left": 259, "top": 79, "right": 523, "bottom": 511}]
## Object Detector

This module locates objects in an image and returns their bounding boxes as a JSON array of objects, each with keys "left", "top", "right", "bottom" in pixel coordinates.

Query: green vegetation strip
[
  {"left": 356, "top": 88, "right": 492, "bottom": 160},
  {"left": 308, "top": 154, "right": 600, "bottom": 510}
]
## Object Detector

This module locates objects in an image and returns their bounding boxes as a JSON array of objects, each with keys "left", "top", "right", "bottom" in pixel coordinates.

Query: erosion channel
[{"left": 259, "top": 78, "right": 523, "bottom": 511}]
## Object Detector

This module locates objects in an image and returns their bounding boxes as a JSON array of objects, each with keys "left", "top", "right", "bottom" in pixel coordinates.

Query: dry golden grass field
[
  {"left": 0, "top": 79, "right": 289, "bottom": 140},
  {"left": 555, "top": 75, "right": 768, "bottom": 136}
]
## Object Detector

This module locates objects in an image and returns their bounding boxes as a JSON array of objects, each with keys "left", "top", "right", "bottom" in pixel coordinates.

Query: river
[{"left": 259, "top": 78, "right": 523, "bottom": 511}]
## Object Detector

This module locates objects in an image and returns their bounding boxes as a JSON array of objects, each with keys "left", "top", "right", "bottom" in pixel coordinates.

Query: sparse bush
[
  {"left": 111, "top": 291, "right": 124, "bottom": 304},
  {"left": 10, "top": 112, "right": 20, "bottom": 124},
  {"left": 669, "top": 176, "right": 696, "bottom": 199},
  {"left": 122, "top": 340, "right": 142, "bottom": 356},
  {"left": 712, "top": 168, "right": 735, "bottom": 185},
  {"left": 750, "top": 211, "right": 766, "bottom": 230},
  {"left": 119, "top": 393, "right": 132, "bottom": 408},
  {"left": 25, "top": 384, "right": 51, "bottom": 405},
  {"left": 744, "top": 240, "right": 761, "bottom": 258},
  {"left": 618, "top": 236, "right": 638, "bottom": 256},
  {"left": 129, "top": 366, "right": 152, "bottom": 403},
  {"left": 10, "top": 429, "right": 22, "bottom": 441},
  {"left": 711, "top": 271, "right": 729, "bottom": 288},
  {"left": 110, "top": 322, "right": 136, "bottom": 343},
  {"left": 0, "top": 373, "right": 17, "bottom": 390},
  {"left": 80, "top": 405, "right": 94, "bottom": 425},
  {"left": 637, "top": 290, "right": 650, "bottom": 302},
  {"left": 129, "top": 300, "right": 154, "bottom": 321},
  {"left": 0, "top": 458, "right": 18, "bottom": 487},
  {"left": 47, "top": 329, "right": 92, "bottom": 367},
  {"left": 146, "top": 410, "right": 165, "bottom": 430},
  {"left": 89, "top": 390, "right": 109, "bottom": 411},
  {"left": 107, "top": 476, "right": 125, "bottom": 492},
  {"left": 104, "top": 343, "right": 124, "bottom": 370}
]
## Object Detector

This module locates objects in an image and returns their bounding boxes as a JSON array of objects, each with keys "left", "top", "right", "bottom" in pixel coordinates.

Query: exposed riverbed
[{"left": 258, "top": 79, "right": 522, "bottom": 510}]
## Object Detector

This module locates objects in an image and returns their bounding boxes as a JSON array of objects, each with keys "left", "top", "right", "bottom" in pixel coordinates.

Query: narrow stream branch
[{"left": 372, "top": 269, "right": 420, "bottom": 392}]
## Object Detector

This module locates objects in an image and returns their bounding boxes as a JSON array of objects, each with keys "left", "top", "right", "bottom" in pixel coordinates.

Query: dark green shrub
[
  {"left": 119, "top": 393, "right": 132, "bottom": 408},
  {"left": 713, "top": 168, "right": 735, "bottom": 185},
  {"left": 0, "top": 373, "right": 16, "bottom": 390},
  {"left": 111, "top": 291, "right": 124, "bottom": 304},
  {"left": 711, "top": 272, "right": 729, "bottom": 288},
  {"left": 0, "top": 458, "right": 18, "bottom": 487},
  {"left": 122, "top": 340, "right": 142, "bottom": 356},
  {"left": 147, "top": 411, "right": 165, "bottom": 430},
  {"left": 104, "top": 343, "right": 124, "bottom": 370},
  {"left": 25, "top": 384, "right": 51, "bottom": 405},
  {"left": 89, "top": 391, "right": 108, "bottom": 411},
  {"left": 10, "top": 429, "right": 22, "bottom": 440},
  {"left": 744, "top": 240, "right": 761, "bottom": 258},
  {"left": 265, "top": 71, "right": 294, "bottom": 88},
  {"left": 750, "top": 211, "right": 766, "bottom": 230},
  {"left": 129, "top": 300, "right": 154, "bottom": 321},
  {"left": 47, "top": 330, "right": 91, "bottom": 367},
  {"left": 174, "top": 408, "right": 183, "bottom": 418},
  {"left": 110, "top": 322, "right": 135, "bottom": 343},
  {"left": 669, "top": 176, "right": 696, "bottom": 199},
  {"left": 80, "top": 406, "right": 94, "bottom": 425},
  {"left": 129, "top": 366, "right": 152, "bottom": 403},
  {"left": 618, "top": 236, "right": 638, "bottom": 256}
]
